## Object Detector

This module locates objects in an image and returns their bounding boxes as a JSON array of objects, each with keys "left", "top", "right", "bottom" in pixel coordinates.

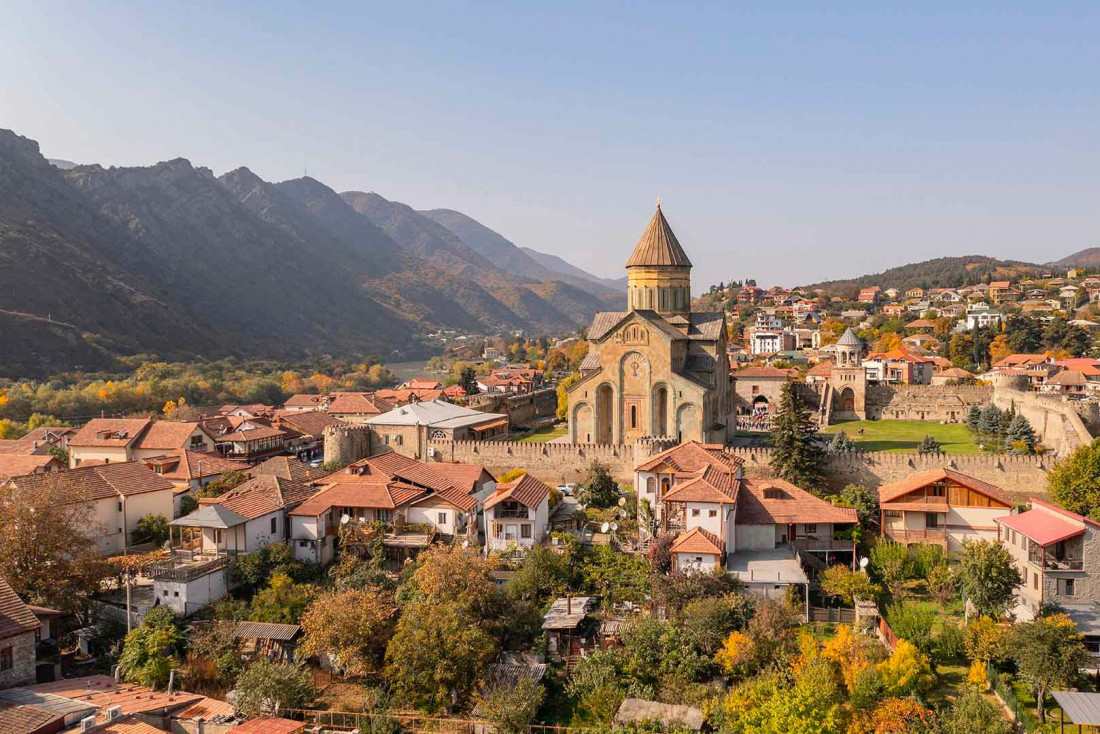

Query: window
[
  {"left": 1034, "top": 573, "right": 1039, "bottom": 590},
  {"left": 695, "top": 556, "right": 704, "bottom": 563},
  {"left": 173, "top": 591, "right": 179, "bottom": 597},
  {"left": 117, "top": 501, "right": 123, "bottom": 512},
  {"left": 708, "top": 510, "right": 718, "bottom": 518},
  {"left": 163, "top": 590, "right": 169, "bottom": 598},
  {"left": 438, "top": 512, "right": 447, "bottom": 525},
  {"left": 804, "top": 524, "right": 817, "bottom": 534},
  {"left": 299, "top": 540, "right": 309, "bottom": 548},
  {"left": 630, "top": 405, "right": 638, "bottom": 429},
  {"left": 271, "top": 517, "right": 278, "bottom": 534},
  {"left": 692, "top": 508, "right": 700, "bottom": 517},
  {"left": 927, "top": 484, "right": 946, "bottom": 497},
  {"left": 925, "top": 513, "right": 940, "bottom": 529},
  {"left": 1, "top": 646, "right": 12, "bottom": 671},
  {"left": 1062, "top": 579, "right": 1076, "bottom": 596},
  {"left": 377, "top": 509, "right": 392, "bottom": 523},
  {"left": 521, "top": 524, "right": 532, "bottom": 539},
  {"left": 214, "top": 529, "right": 223, "bottom": 544}
]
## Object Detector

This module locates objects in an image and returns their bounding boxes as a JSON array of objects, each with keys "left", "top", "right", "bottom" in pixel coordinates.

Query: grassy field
[
  {"left": 820, "top": 420, "right": 982, "bottom": 454},
  {"left": 515, "top": 425, "right": 567, "bottom": 443}
]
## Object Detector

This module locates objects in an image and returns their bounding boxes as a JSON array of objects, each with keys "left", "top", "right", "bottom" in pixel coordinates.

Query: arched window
[{"left": 630, "top": 405, "right": 638, "bottom": 429}]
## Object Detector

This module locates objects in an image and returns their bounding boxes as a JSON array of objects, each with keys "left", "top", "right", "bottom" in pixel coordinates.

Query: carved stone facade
[{"left": 567, "top": 205, "right": 732, "bottom": 445}]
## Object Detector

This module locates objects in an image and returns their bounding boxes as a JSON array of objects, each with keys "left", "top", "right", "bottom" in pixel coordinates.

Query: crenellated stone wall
[
  {"left": 323, "top": 424, "right": 373, "bottom": 466},
  {"left": 420, "top": 437, "right": 1051, "bottom": 500},
  {"left": 863, "top": 384, "right": 991, "bottom": 422},
  {"left": 991, "top": 384, "right": 1097, "bottom": 456},
  {"left": 467, "top": 388, "right": 558, "bottom": 428}
]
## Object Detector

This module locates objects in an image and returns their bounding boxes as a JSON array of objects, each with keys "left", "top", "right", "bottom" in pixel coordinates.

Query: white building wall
[
  {"left": 154, "top": 568, "right": 228, "bottom": 616},
  {"left": 675, "top": 552, "right": 718, "bottom": 573},
  {"left": 685, "top": 501, "right": 723, "bottom": 537},
  {"left": 736, "top": 524, "right": 777, "bottom": 551},
  {"left": 70, "top": 446, "right": 129, "bottom": 468}
]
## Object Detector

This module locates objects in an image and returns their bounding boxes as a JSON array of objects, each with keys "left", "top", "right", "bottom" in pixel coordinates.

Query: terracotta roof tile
[
  {"left": 9, "top": 462, "right": 176, "bottom": 502},
  {"left": 251, "top": 456, "right": 313, "bottom": 483},
  {"left": 635, "top": 440, "right": 743, "bottom": 473},
  {"left": 98, "top": 717, "right": 170, "bottom": 734},
  {"left": 134, "top": 421, "right": 208, "bottom": 450},
  {"left": 69, "top": 418, "right": 151, "bottom": 448},
  {"left": 327, "top": 393, "right": 391, "bottom": 416},
  {"left": 0, "top": 703, "right": 61, "bottom": 733},
  {"left": 274, "top": 410, "right": 343, "bottom": 437},
  {"left": 26, "top": 676, "right": 201, "bottom": 717},
  {"left": 483, "top": 474, "right": 550, "bottom": 510},
  {"left": 670, "top": 526, "right": 724, "bottom": 555},
  {"left": 282, "top": 394, "right": 326, "bottom": 409},
  {"left": 662, "top": 466, "right": 739, "bottom": 504},
  {"left": 174, "top": 696, "right": 239, "bottom": 722},
  {"left": 0, "top": 454, "right": 61, "bottom": 480},
  {"left": 0, "top": 578, "right": 39, "bottom": 640},
  {"left": 737, "top": 478, "right": 857, "bottom": 525},
  {"left": 878, "top": 468, "right": 1012, "bottom": 506},
  {"left": 288, "top": 481, "right": 428, "bottom": 516},
  {"left": 214, "top": 475, "right": 317, "bottom": 519},
  {"left": 228, "top": 717, "right": 304, "bottom": 734}
]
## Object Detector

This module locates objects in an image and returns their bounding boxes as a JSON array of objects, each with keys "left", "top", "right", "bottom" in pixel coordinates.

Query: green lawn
[
  {"left": 515, "top": 425, "right": 567, "bottom": 443},
  {"left": 820, "top": 420, "right": 982, "bottom": 454}
]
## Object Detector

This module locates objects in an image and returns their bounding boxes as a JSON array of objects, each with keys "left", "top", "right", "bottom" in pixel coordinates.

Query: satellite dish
[
  {"left": 358, "top": 516, "right": 365, "bottom": 522},
  {"left": 859, "top": 557, "right": 869, "bottom": 569},
  {"left": 340, "top": 514, "right": 350, "bottom": 524},
  {"left": 618, "top": 509, "right": 628, "bottom": 517},
  {"left": 462, "top": 540, "right": 469, "bottom": 548},
  {"left": 610, "top": 522, "right": 618, "bottom": 531},
  {"left": 618, "top": 497, "right": 626, "bottom": 507},
  {"left": 600, "top": 522, "right": 610, "bottom": 533}
]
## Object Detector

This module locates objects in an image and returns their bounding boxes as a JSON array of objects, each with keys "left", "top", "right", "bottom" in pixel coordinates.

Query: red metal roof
[{"left": 998, "top": 508, "right": 1085, "bottom": 546}]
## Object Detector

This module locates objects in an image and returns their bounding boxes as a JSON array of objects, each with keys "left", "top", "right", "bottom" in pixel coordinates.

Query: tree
[
  {"left": 178, "top": 493, "right": 199, "bottom": 516},
  {"left": 1012, "top": 613, "right": 1088, "bottom": 723},
  {"left": 403, "top": 545, "right": 500, "bottom": 617},
  {"left": 827, "top": 431, "right": 855, "bottom": 454},
  {"left": 680, "top": 593, "right": 756, "bottom": 656},
  {"left": 869, "top": 542, "right": 910, "bottom": 599},
  {"left": 976, "top": 404, "right": 1002, "bottom": 436},
  {"left": 916, "top": 435, "right": 941, "bottom": 455},
  {"left": 940, "top": 687, "right": 1012, "bottom": 734},
  {"left": 965, "top": 616, "right": 1007, "bottom": 664},
  {"left": 1006, "top": 414, "right": 1037, "bottom": 454},
  {"left": 577, "top": 460, "right": 620, "bottom": 509},
  {"left": 1047, "top": 439, "right": 1100, "bottom": 517},
  {"left": 838, "top": 483, "right": 879, "bottom": 532},
  {"left": 187, "top": 619, "right": 243, "bottom": 688},
  {"left": 989, "top": 333, "right": 1012, "bottom": 365},
  {"left": 885, "top": 603, "right": 936, "bottom": 655},
  {"left": 753, "top": 657, "right": 843, "bottom": 734},
  {"left": 770, "top": 382, "right": 825, "bottom": 491},
  {"left": 118, "top": 607, "right": 182, "bottom": 688},
  {"left": 567, "top": 649, "right": 626, "bottom": 724},
  {"left": 249, "top": 573, "right": 318, "bottom": 624},
  {"left": 647, "top": 532, "right": 676, "bottom": 575},
  {"left": 556, "top": 373, "right": 580, "bottom": 421},
  {"left": 299, "top": 588, "right": 396, "bottom": 677},
  {"left": 0, "top": 477, "right": 108, "bottom": 613},
  {"left": 581, "top": 545, "right": 650, "bottom": 603},
  {"left": 876, "top": 640, "right": 935, "bottom": 697},
  {"left": 198, "top": 470, "right": 247, "bottom": 498},
  {"left": 135, "top": 514, "right": 170, "bottom": 546},
  {"left": 820, "top": 567, "right": 880, "bottom": 606},
  {"left": 965, "top": 404, "right": 982, "bottom": 431},
  {"left": 949, "top": 333, "right": 975, "bottom": 369},
  {"left": 474, "top": 677, "right": 544, "bottom": 734},
  {"left": 384, "top": 598, "right": 497, "bottom": 713},
  {"left": 234, "top": 660, "right": 316, "bottom": 716},
  {"left": 926, "top": 563, "right": 957, "bottom": 605},
  {"left": 958, "top": 539, "right": 1021, "bottom": 618},
  {"left": 852, "top": 697, "right": 937, "bottom": 734},
  {"left": 459, "top": 366, "right": 480, "bottom": 396}
]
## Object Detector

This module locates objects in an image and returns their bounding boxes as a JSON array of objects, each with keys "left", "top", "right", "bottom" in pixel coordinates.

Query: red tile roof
[
  {"left": 670, "top": 526, "right": 725, "bottom": 555},
  {"left": 737, "top": 478, "right": 858, "bottom": 525},
  {"left": 215, "top": 475, "right": 317, "bottom": 519},
  {"left": 251, "top": 456, "right": 314, "bottom": 484},
  {"left": 994, "top": 354, "right": 1051, "bottom": 368},
  {"left": 0, "top": 454, "right": 61, "bottom": 480},
  {"left": 484, "top": 474, "right": 550, "bottom": 510},
  {"left": 327, "top": 393, "right": 392, "bottom": 416},
  {"left": 806, "top": 360, "right": 833, "bottom": 377},
  {"left": 97, "top": 717, "right": 170, "bottom": 734},
  {"left": 228, "top": 717, "right": 305, "bottom": 734},
  {"left": 662, "top": 465, "right": 739, "bottom": 504},
  {"left": 9, "top": 461, "right": 176, "bottom": 502},
  {"left": 0, "top": 703, "right": 61, "bottom": 733},
  {"left": 141, "top": 450, "right": 246, "bottom": 483},
  {"left": 288, "top": 481, "right": 428, "bottom": 516},
  {"left": 878, "top": 468, "right": 1012, "bottom": 506},
  {"left": 0, "top": 577, "right": 39, "bottom": 640},
  {"left": 69, "top": 418, "right": 151, "bottom": 448},
  {"left": 134, "top": 422, "right": 209, "bottom": 450},
  {"left": 274, "top": 410, "right": 343, "bottom": 437},
  {"left": 175, "top": 696, "right": 239, "bottom": 722},
  {"left": 282, "top": 394, "right": 326, "bottom": 409},
  {"left": 635, "top": 440, "right": 743, "bottom": 473}
]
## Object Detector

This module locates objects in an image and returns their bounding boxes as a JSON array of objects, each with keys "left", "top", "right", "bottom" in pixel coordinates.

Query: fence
[
  {"left": 808, "top": 606, "right": 856, "bottom": 623},
  {"left": 987, "top": 667, "right": 1037, "bottom": 733},
  {"left": 282, "top": 710, "right": 607, "bottom": 734},
  {"left": 877, "top": 616, "right": 899, "bottom": 652}
]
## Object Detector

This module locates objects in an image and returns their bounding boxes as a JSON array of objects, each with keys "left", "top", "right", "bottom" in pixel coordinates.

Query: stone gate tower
[{"left": 828, "top": 326, "right": 867, "bottom": 421}]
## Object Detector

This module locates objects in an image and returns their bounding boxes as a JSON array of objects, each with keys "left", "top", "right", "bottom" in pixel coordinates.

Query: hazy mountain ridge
[
  {"left": 805, "top": 255, "right": 1044, "bottom": 296},
  {"left": 1048, "top": 247, "right": 1100, "bottom": 269},
  {"left": 0, "top": 128, "right": 623, "bottom": 376}
]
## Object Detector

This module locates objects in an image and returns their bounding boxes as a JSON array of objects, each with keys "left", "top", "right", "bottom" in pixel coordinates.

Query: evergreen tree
[
  {"left": 917, "top": 435, "right": 942, "bottom": 455},
  {"left": 770, "top": 382, "right": 825, "bottom": 491},
  {"left": 459, "top": 366, "right": 480, "bottom": 396},
  {"left": 977, "top": 404, "right": 1002, "bottom": 436},
  {"left": 1007, "top": 414, "right": 1037, "bottom": 454},
  {"left": 966, "top": 404, "right": 982, "bottom": 431},
  {"left": 828, "top": 430, "right": 854, "bottom": 454}
]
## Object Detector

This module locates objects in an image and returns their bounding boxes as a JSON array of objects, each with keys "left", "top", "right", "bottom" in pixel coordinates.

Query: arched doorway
[
  {"left": 836, "top": 387, "right": 855, "bottom": 413},
  {"left": 595, "top": 384, "right": 614, "bottom": 444},
  {"left": 652, "top": 385, "right": 669, "bottom": 435},
  {"left": 572, "top": 402, "right": 593, "bottom": 443},
  {"left": 676, "top": 403, "right": 699, "bottom": 442}
]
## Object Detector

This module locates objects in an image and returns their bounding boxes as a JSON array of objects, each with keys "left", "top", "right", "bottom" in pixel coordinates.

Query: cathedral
[{"left": 567, "top": 204, "right": 733, "bottom": 445}]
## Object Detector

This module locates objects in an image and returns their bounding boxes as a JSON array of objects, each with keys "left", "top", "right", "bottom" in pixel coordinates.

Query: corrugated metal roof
[
  {"left": 234, "top": 621, "right": 300, "bottom": 641},
  {"left": 1052, "top": 691, "right": 1100, "bottom": 725}
]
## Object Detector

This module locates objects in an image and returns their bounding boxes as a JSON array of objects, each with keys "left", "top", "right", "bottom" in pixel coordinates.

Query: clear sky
[{"left": 3, "top": 2, "right": 1099, "bottom": 287}]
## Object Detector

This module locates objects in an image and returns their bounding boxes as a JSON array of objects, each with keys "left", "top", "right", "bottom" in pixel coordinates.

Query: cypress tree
[
  {"left": 1007, "top": 414, "right": 1037, "bottom": 454},
  {"left": 966, "top": 404, "right": 982, "bottom": 431},
  {"left": 771, "top": 382, "right": 825, "bottom": 491}
]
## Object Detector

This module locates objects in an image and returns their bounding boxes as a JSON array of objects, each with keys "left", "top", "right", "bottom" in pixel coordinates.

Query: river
[{"left": 384, "top": 359, "right": 434, "bottom": 382}]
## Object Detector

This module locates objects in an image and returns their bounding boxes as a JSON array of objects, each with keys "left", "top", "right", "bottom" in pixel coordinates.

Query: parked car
[{"left": 557, "top": 483, "right": 577, "bottom": 496}]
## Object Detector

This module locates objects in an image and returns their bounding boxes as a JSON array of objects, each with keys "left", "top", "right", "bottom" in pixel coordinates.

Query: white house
[
  {"left": 68, "top": 418, "right": 217, "bottom": 468},
  {"left": 635, "top": 440, "right": 745, "bottom": 537},
  {"left": 963, "top": 306, "right": 1005, "bottom": 331},
  {"left": 483, "top": 474, "right": 551, "bottom": 552},
  {"left": 8, "top": 462, "right": 177, "bottom": 556}
]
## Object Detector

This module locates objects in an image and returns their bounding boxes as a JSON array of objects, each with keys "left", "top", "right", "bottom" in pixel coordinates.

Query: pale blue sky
[{"left": 3, "top": 2, "right": 1099, "bottom": 287}]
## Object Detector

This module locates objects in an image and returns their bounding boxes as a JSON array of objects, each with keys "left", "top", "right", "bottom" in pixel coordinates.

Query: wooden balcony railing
[
  {"left": 792, "top": 538, "right": 855, "bottom": 552},
  {"left": 882, "top": 528, "right": 947, "bottom": 545}
]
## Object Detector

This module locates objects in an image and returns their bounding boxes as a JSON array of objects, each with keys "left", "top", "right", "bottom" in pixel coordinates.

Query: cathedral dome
[{"left": 625, "top": 204, "right": 693, "bottom": 315}]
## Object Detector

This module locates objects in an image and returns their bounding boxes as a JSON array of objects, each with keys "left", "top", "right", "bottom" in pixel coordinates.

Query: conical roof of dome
[
  {"left": 837, "top": 327, "right": 862, "bottom": 348},
  {"left": 626, "top": 204, "right": 692, "bottom": 268}
]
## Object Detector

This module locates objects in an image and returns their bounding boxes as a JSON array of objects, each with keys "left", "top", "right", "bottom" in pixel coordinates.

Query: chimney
[
  {"left": 567, "top": 594, "right": 572, "bottom": 615},
  {"left": 168, "top": 669, "right": 175, "bottom": 695}
]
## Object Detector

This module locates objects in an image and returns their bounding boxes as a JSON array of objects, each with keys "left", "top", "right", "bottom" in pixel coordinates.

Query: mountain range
[{"left": 1, "top": 129, "right": 624, "bottom": 377}]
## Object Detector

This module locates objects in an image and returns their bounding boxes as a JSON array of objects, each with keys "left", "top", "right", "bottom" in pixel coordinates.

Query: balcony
[
  {"left": 149, "top": 553, "right": 230, "bottom": 583},
  {"left": 792, "top": 538, "right": 856, "bottom": 553},
  {"left": 883, "top": 528, "right": 947, "bottom": 546},
  {"left": 494, "top": 508, "right": 530, "bottom": 519},
  {"left": 1028, "top": 546, "right": 1084, "bottom": 571}
]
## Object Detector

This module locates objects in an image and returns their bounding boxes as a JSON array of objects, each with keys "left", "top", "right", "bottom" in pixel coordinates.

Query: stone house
[
  {"left": 362, "top": 400, "right": 509, "bottom": 459},
  {"left": 484, "top": 474, "right": 551, "bottom": 552},
  {"left": 996, "top": 499, "right": 1100, "bottom": 631},
  {"left": 878, "top": 468, "right": 1013, "bottom": 552},
  {"left": 0, "top": 578, "right": 37, "bottom": 689}
]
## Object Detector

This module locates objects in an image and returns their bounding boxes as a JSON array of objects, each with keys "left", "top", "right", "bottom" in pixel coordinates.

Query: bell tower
[{"left": 625, "top": 203, "right": 693, "bottom": 316}]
